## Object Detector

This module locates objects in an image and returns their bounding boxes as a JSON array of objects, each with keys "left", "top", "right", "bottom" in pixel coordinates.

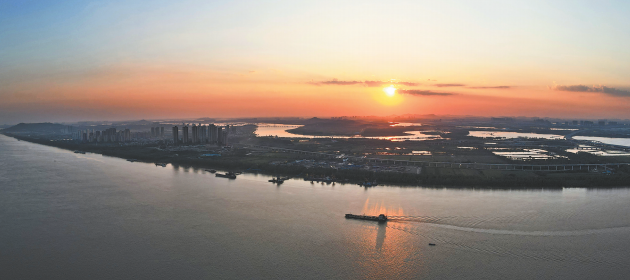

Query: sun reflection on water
[
  {"left": 351, "top": 206, "right": 423, "bottom": 278},
  {"left": 361, "top": 198, "right": 406, "bottom": 216}
]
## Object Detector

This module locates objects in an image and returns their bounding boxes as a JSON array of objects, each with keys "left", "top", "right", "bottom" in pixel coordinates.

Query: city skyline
[{"left": 2, "top": 1, "right": 630, "bottom": 123}]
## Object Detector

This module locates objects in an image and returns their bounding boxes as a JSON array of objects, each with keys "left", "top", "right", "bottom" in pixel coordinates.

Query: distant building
[
  {"left": 192, "top": 124, "right": 198, "bottom": 144},
  {"left": 199, "top": 125, "right": 207, "bottom": 143},
  {"left": 62, "top": 125, "right": 74, "bottom": 134},
  {"left": 222, "top": 127, "right": 229, "bottom": 146},
  {"left": 491, "top": 117, "right": 514, "bottom": 122},
  {"left": 183, "top": 125, "right": 189, "bottom": 144},
  {"left": 208, "top": 124, "right": 217, "bottom": 144},
  {"left": 160, "top": 127, "right": 164, "bottom": 137},
  {"left": 172, "top": 126, "right": 179, "bottom": 145},
  {"left": 217, "top": 126, "right": 229, "bottom": 146},
  {"left": 598, "top": 120, "right": 607, "bottom": 126}
]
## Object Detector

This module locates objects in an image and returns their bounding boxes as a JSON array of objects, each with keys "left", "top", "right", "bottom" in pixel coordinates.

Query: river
[
  {"left": 254, "top": 124, "right": 441, "bottom": 141},
  {"left": 1, "top": 134, "right": 629, "bottom": 279}
]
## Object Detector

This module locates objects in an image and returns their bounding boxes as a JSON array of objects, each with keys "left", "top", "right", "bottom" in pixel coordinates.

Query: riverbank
[{"left": 4, "top": 133, "right": 630, "bottom": 189}]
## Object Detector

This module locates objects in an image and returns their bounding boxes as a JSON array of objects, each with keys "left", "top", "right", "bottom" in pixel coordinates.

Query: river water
[
  {"left": 1, "top": 134, "right": 630, "bottom": 279},
  {"left": 255, "top": 124, "right": 441, "bottom": 141}
]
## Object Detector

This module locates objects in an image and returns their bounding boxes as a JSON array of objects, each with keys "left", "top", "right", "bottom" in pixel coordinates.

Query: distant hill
[{"left": 1, "top": 123, "right": 69, "bottom": 134}]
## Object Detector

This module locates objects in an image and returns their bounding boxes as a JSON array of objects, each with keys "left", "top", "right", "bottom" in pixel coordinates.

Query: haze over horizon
[{"left": 2, "top": 0, "right": 630, "bottom": 124}]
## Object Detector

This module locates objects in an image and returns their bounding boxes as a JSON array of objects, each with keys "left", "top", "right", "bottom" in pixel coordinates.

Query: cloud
[
  {"left": 468, "top": 86, "right": 511, "bottom": 89},
  {"left": 309, "top": 79, "right": 362, "bottom": 86},
  {"left": 364, "top": 81, "right": 421, "bottom": 87},
  {"left": 551, "top": 85, "right": 591, "bottom": 92},
  {"left": 398, "top": 89, "right": 456, "bottom": 96},
  {"left": 396, "top": 81, "right": 421, "bottom": 86},
  {"left": 434, "top": 83, "right": 465, "bottom": 87},
  {"left": 364, "top": 80, "right": 387, "bottom": 87},
  {"left": 308, "top": 79, "right": 455, "bottom": 96},
  {"left": 550, "top": 84, "right": 630, "bottom": 97},
  {"left": 310, "top": 79, "right": 421, "bottom": 87},
  {"left": 319, "top": 79, "right": 362, "bottom": 85},
  {"left": 598, "top": 86, "right": 630, "bottom": 97}
]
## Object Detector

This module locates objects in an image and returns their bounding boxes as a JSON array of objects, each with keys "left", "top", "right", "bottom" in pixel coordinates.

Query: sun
[{"left": 384, "top": 85, "right": 396, "bottom": 97}]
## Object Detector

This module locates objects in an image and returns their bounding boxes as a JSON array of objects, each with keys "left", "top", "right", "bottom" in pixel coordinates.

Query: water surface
[
  {"left": 255, "top": 124, "right": 441, "bottom": 141},
  {"left": 1, "top": 135, "right": 629, "bottom": 279},
  {"left": 573, "top": 136, "right": 630, "bottom": 147},
  {"left": 468, "top": 131, "right": 564, "bottom": 140}
]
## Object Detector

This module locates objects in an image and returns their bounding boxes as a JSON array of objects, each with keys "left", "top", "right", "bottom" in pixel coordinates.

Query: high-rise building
[
  {"left": 208, "top": 124, "right": 217, "bottom": 144},
  {"left": 102, "top": 128, "right": 117, "bottom": 142},
  {"left": 172, "top": 126, "right": 179, "bottom": 145},
  {"left": 216, "top": 126, "right": 229, "bottom": 146},
  {"left": 183, "top": 125, "right": 189, "bottom": 144},
  {"left": 200, "top": 125, "right": 207, "bottom": 143},
  {"left": 222, "top": 126, "right": 229, "bottom": 146},
  {"left": 160, "top": 127, "right": 164, "bottom": 138},
  {"left": 198, "top": 125, "right": 202, "bottom": 143},
  {"left": 192, "top": 124, "right": 198, "bottom": 144},
  {"left": 217, "top": 127, "right": 223, "bottom": 146},
  {"left": 151, "top": 127, "right": 155, "bottom": 137}
]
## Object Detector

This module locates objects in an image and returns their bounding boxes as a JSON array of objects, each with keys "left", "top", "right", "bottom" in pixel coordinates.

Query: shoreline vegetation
[{"left": 4, "top": 133, "right": 630, "bottom": 189}]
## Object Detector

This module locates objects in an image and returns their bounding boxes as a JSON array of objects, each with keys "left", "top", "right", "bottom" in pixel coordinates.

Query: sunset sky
[{"left": 2, "top": 0, "right": 630, "bottom": 123}]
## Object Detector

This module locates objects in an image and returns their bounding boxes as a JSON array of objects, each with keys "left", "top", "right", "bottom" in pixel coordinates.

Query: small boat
[
  {"left": 205, "top": 169, "right": 216, "bottom": 173},
  {"left": 74, "top": 150, "right": 86, "bottom": 154},
  {"left": 155, "top": 163, "right": 167, "bottom": 167},
  {"left": 429, "top": 243, "right": 436, "bottom": 246},
  {"left": 127, "top": 159, "right": 137, "bottom": 162},
  {"left": 269, "top": 179, "right": 285, "bottom": 184},
  {"left": 216, "top": 172, "right": 237, "bottom": 179},
  {"left": 269, "top": 176, "right": 289, "bottom": 184}
]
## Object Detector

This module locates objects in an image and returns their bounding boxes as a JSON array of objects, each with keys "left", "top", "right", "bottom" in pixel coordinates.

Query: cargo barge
[{"left": 345, "top": 214, "right": 388, "bottom": 223}]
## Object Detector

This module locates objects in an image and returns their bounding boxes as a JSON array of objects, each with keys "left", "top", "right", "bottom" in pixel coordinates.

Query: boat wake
[
  {"left": 388, "top": 216, "right": 630, "bottom": 236},
  {"left": 385, "top": 223, "right": 627, "bottom": 266},
  {"left": 421, "top": 223, "right": 630, "bottom": 236}
]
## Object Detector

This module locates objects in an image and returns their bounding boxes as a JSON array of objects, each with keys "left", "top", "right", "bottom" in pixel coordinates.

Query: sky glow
[{"left": 1, "top": 0, "right": 630, "bottom": 123}]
